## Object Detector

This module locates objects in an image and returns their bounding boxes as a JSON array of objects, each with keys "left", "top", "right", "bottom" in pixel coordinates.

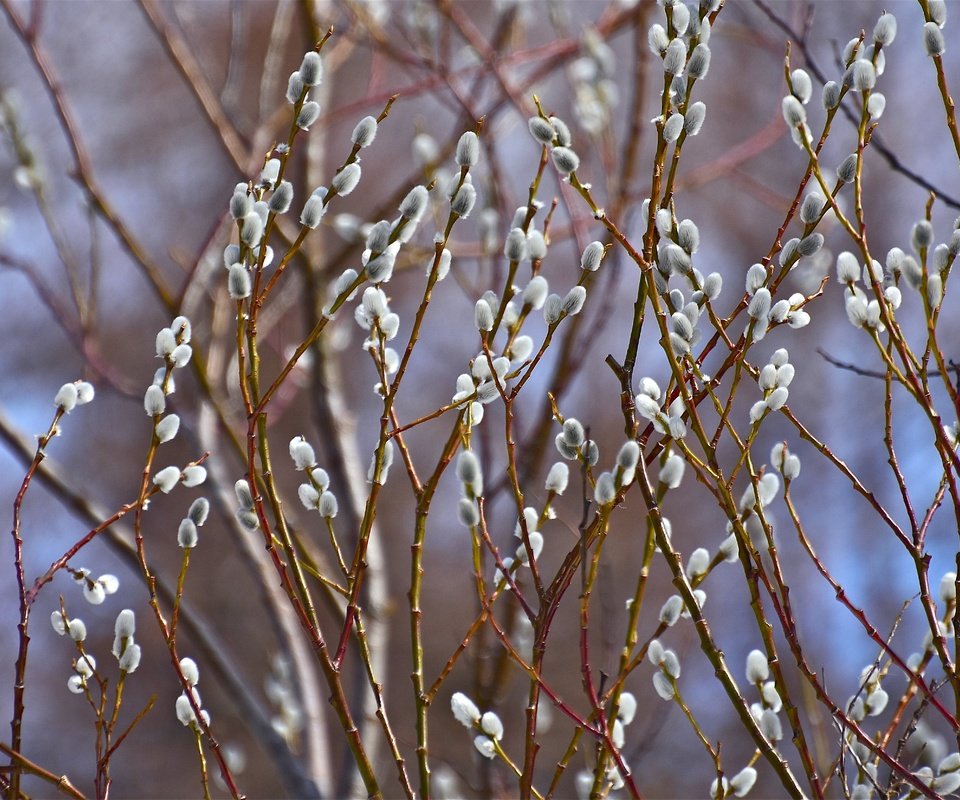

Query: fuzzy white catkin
[
  {"left": 455, "top": 131, "right": 480, "bottom": 168},
  {"left": 351, "top": 116, "right": 378, "bottom": 147},
  {"left": 298, "top": 483, "right": 320, "bottom": 510},
  {"left": 528, "top": 116, "right": 556, "bottom": 145},
  {"left": 234, "top": 479, "right": 254, "bottom": 510},
  {"left": 549, "top": 116, "right": 571, "bottom": 147},
  {"left": 576, "top": 242, "right": 603, "bottom": 273},
  {"left": 115, "top": 609, "right": 136, "bottom": 638},
  {"left": 543, "top": 294, "right": 563, "bottom": 325},
  {"left": 686, "top": 548, "right": 710, "bottom": 578},
  {"left": 55, "top": 382, "right": 78, "bottom": 413},
  {"left": 662, "top": 112, "right": 684, "bottom": 142},
  {"left": 474, "top": 299, "right": 494, "bottom": 332},
  {"left": 687, "top": 43, "right": 711, "bottom": 79},
  {"left": 289, "top": 436, "right": 316, "bottom": 470},
  {"left": 837, "top": 154, "right": 858, "bottom": 183},
  {"left": 457, "top": 450, "right": 483, "bottom": 496},
  {"left": 504, "top": 227, "right": 527, "bottom": 262},
  {"left": 551, "top": 146, "right": 580, "bottom": 175},
  {"left": 522, "top": 276, "right": 549, "bottom": 308},
  {"left": 180, "top": 657, "right": 200, "bottom": 686},
  {"left": 790, "top": 69, "right": 812, "bottom": 104},
  {"left": 451, "top": 183, "right": 477, "bottom": 218},
  {"left": 286, "top": 72, "right": 303, "bottom": 104},
  {"left": 119, "top": 644, "right": 141, "bottom": 673},
  {"left": 182, "top": 465, "right": 206, "bottom": 488},
  {"left": 188, "top": 497, "right": 209, "bottom": 527},
  {"left": 144, "top": 384, "right": 166, "bottom": 416},
  {"left": 269, "top": 181, "right": 293, "bottom": 214},
  {"left": 940, "top": 571, "right": 957, "bottom": 603},
  {"left": 451, "top": 692, "right": 481, "bottom": 727},
  {"left": 594, "top": 472, "right": 616, "bottom": 505},
  {"left": 746, "top": 649, "right": 769, "bottom": 682},
  {"left": 781, "top": 95, "right": 806, "bottom": 127},
  {"left": 545, "top": 462, "right": 569, "bottom": 494},
  {"left": 846, "top": 60, "right": 876, "bottom": 92},
  {"left": 458, "top": 498, "right": 479, "bottom": 527},
  {"left": 662, "top": 38, "right": 686, "bottom": 76},
  {"left": 480, "top": 711, "right": 503, "bottom": 740},
  {"left": 659, "top": 595, "right": 683, "bottom": 626},
  {"left": 178, "top": 518, "right": 198, "bottom": 548},
  {"left": 400, "top": 185, "right": 429, "bottom": 221},
  {"left": 228, "top": 264, "right": 250, "bottom": 299},
  {"left": 923, "top": 22, "right": 945, "bottom": 57},
  {"left": 75, "top": 380, "right": 95, "bottom": 405},
  {"left": 332, "top": 163, "right": 361, "bottom": 196},
  {"left": 153, "top": 466, "right": 181, "bottom": 494},
  {"left": 298, "top": 51, "right": 322, "bottom": 86},
  {"left": 684, "top": 101, "right": 706, "bottom": 136},
  {"left": 822, "top": 81, "right": 841, "bottom": 110},
  {"left": 526, "top": 230, "right": 547, "bottom": 261},
  {"left": 730, "top": 767, "right": 757, "bottom": 797},
  {"left": 747, "top": 288, "right": 771, "bottom": 320},
  {"left": 240, "top": 212, "right": 263, "bottom": 247},
  {"left": 562, "top": 286, "right": 587, "bottom": 315},
  {"left": 648, "top": 23, "right": 668, "bottom": 54},
  {"left": 319, "top": 491, "right": 338, "bottom": 518}
]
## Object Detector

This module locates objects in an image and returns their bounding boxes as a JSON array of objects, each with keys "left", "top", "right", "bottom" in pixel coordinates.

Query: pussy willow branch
[{"left": 0, "top": 410, "right": 321, "bottom": 798}]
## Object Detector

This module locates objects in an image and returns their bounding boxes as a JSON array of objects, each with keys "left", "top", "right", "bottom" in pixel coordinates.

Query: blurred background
[{"left": 1, "top": 0, "right": 958, "bottom": 797}]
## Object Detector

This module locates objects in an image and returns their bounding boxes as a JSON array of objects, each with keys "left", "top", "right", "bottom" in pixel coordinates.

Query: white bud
[
  {"left": 663, "top": 38, "right": 686, "bottom": 76},
  {"left": 781, "top": 95, "right": 806, "bottom": 127},
  {"left": 662, "top": 112, "right": 684, "bottom": 142},
  {"left": 659, "top": 595, "right": 683, "bottom": 626},
  {"left": 228, "top": 264, "right": 251, "bottom": 299},
  {"left": 618, "top": 692, "right": 637, "bottom": 725},
  {"left": 234, "top": 479, "right": 254, "bottom": 510},
  {"left": 457, "top": 450, "right": 484, "bottom": 496},
  {"left": 580, "top": 241, "right": 606, "bottom": 271},
  {"left": 543, "top": 294, "right": 563, "bottom": 325},
  {"left": 940, "top": 571, "right": 957, "bottom": 603},
  {"left": 351, "top": 116, "right": 378, "bottom": 147},
  {"left": 55, "top": 382, "right": 78, "bottom": 413},
  {"left": 522, "top": 276, "right": 549, "bottom": 309},
  {"left": 455, "top": 132, "right": 480, "bottom": 167},
  {"left": 319, "top": 491, "right": 338, "bottom": 518},
  {"left": 594, "top": 472, "right": 616, "bottom": 505},
  {"left": 175, "top": 659, "right": 199, "bottom": 690},
  {"left": 730, "top": 767, "right": 757, "bottom": 797},
  {"left": 790, "top": 69, "right": 812, "bottom": 104},
  {"left": 480, "top": 711, "right": 503, "bottom": 740},
  {"left": 504, "top": 227, "right": 527, "bottom": 262},
  {"left": 528, "top": 116, "right": 556, "bottom": 145},
  {"left": 551, "top": 146, "right": 580, "bottom": 175},
  {"left": 545, "top": 462, "right": 569, "bottom": 494},
  {"left": 144, "top": 384, "right": 165, "bottom": 416},
  {"left": 746, "top": 649, "right": 769, "bottom": 682},
  {"left": 686, "top": 548, "right": 710, "bottom": 578},
  {"left": 331, "top": 163, "right": 361, "bottom": 196},
  {"left": 298, "top": 51, "right": 322, "bottom": 86},
  {"left": 562, "top": 286, "right": 587, "bottom": 316},
  {"left": 473, "top": 735, "right": 496, "bottom": 759},
  {"left": 659, "top": 454, "right": 684, "bottom": 489},
  {"left": 684, "top": 101, "right": 706, "bottom": 136},
  {"left": 153, "top": 466, "right": 181, "bottom": 494},
  {"left": 289, "top": 436, "right": 316, "bottom": 470},
  {"left": 178, "top": 518, "right": 198, "bottom": 548},
  {"left": 451, "top": 692, "right": 481, "bottom": 727},
  {"left": 474, "top": 299, "right": 494, "bottom": 332},
  {"left": 119, "top": 643, "right": 141, "bottom": 673},
  {"left": 155, "top": 414, "right": 180, "bottom": 444}
]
